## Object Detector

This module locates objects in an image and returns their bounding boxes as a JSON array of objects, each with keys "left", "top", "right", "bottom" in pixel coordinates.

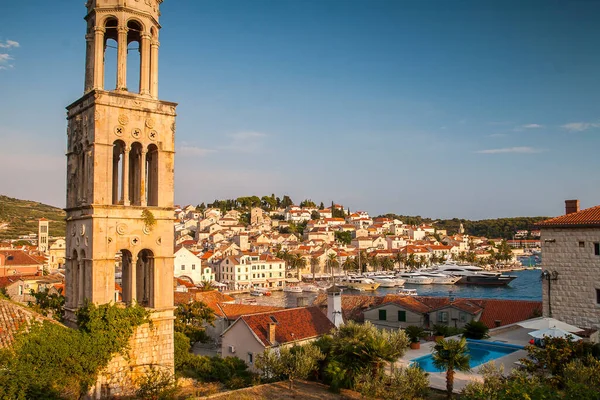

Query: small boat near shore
[
  {"left": 283, "top": 286, "right": 303, "bottom": 293},
  {"left": 397, "top": 288, "right": 418, "bottom": 296}
]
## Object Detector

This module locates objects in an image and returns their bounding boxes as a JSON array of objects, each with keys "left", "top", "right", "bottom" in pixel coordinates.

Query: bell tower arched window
[{"left": 103, "top": 18, "right": 118, "bottom": 90}]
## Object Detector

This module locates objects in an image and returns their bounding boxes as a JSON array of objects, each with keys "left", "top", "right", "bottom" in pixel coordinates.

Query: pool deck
[{"left": 395, "top": 324, "right": 536, "bottom": 393}]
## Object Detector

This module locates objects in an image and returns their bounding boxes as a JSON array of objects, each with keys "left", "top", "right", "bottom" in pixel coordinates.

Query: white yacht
[
  {"left": 283, "top": 285, "right": 303, "bottom": 293},
  {"left": 418, "top": 271, "right": 461, "bottom": 285},
  {"left": 433, "top": 264, "right": 517, "bottom": 286},
  {"left": 397, "top": 272, "right": 434, "bottom": 285},
  {"left": 341, "top": 276, "right": 381, "bottom": 291},
  {"left": 300, "top": 284, "right": 319, "bottom": 293},
  {"left": 370, "top": 275, "right": 397, "bottom": 288}
]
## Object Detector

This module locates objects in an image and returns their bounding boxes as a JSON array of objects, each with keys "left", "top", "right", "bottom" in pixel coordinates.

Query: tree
[
  {"left": 341, "top": 257, "right": 356, "bottom": 275},
  {"left": 300, "top": 199, "right": 316, "bottom": 208},
  {"left": 257, "top": 343, "right": 324, "bottom": 389},
  {"left": 432, "top": 337, "right": 471, "bottom": 399},
  {"left": 462, "top": 321, "right": 489, "bottom": 340},
  {"left": 281, "top": 195, "right": 293, "bottom": 208},
  {"left": 326, "top": 253, "right": 339, "bottom": 276},
  {"left": 354, "top": 366, "right": 429, "bottom": 400},
  {"left": 174, "top": 301, "right": 215, "bottom": 345},
  {"left": 310, "top": 256, "right": 320, "bottom": 281},
  {"left": 28, "top": 288, "right": 65, "bottom": 321},
  {"left": 311, "top": 210, "right": 320, "bottom": 220},
  {"left": 334, "top": 231, "right": 352, "bottom": 245},
  {"left": 329, "top": 321, "right": 409, "bottom": 386}
]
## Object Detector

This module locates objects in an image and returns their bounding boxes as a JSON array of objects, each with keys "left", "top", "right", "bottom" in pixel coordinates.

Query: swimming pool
[{"left": 411, "top": 340, "right": 524, "bottom": 372}]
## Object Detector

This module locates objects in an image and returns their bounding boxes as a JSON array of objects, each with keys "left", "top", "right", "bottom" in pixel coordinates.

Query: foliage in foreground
[
  {"left": 462, "top": 338, "right": 600, "bottom": 400},
  {"left": 174, "top": 300, "right": 215, "bottom": 345},
  {"left": 432, "top": 337, "right": 471, "bottom": 399},
  {"left": 28, "top": 288, "right": 65, "bottom": 321},
  {"left": 255, "top": 343, "right": 325, "bottom": 389},
  {"left": 354, "top": 366, "right": 429, "bottom": 400},
  {"left": 0, "top": 302, "right": 149, "bottom": 399},
  {"left": 462, "top": 321, "right": 490, "bottom": 340},
  {"left": 174, "top": 332, "right": 256, "bottom": 390}
]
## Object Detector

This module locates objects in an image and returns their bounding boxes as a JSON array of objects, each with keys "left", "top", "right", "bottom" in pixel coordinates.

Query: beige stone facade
[
  {"left": 540, "top": 227, "right": 600, "bottom": 330},
  {"left": 64, "top": 0, "right": 176, "bottom": 396}
]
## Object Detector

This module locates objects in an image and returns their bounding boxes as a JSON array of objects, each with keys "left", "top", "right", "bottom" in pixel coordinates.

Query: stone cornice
[{"left": 87, "top": 7, "right": 162, "bottom": 30}]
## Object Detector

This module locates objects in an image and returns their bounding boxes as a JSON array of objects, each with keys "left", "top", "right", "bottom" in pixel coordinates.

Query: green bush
[
  {"left": 0, "top": 302, "right": 149, "bottom": 399},
  {"left": 462, "top": 320, "right": 489, "bottom": 339}
]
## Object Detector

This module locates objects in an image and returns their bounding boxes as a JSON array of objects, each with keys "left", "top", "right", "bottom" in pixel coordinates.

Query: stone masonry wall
[
  {"left": 541, "top": 227, "right": 600, "bottom": 330},
  {"left": 91, "top": 311, "right": 174, "bottom": 398}
]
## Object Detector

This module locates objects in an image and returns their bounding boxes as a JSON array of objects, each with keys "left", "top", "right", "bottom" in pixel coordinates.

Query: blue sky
[{"left": 1, "top": 0, "right": 600, "bottom": 219}]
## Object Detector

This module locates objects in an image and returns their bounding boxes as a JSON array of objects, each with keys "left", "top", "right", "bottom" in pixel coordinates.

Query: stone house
[
  {"left": 0, "top": 274, "right": 63, "bottom": 304},
  {"left": 537, "top": 200, "right": 600, "bottom": 331},
  {"left": 174, "top": 247, "right": 214, "bottom": 284},
  {"left": 220, "top": 306, "right": 335, "bottom": 370},
  {"left": 0, "top": 250, "right": 44, "bottom": 276}
]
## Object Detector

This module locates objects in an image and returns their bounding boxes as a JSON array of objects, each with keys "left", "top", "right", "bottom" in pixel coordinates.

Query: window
[
  {"left": 247, "top": 352, "right": 253, "bottom": 364},
  {"left": 579, "top": 241, "right": 585, "bottom": 248},
  {"left": 237, "top": 268, "right": 240, "bottom": 273},
  {"left": 438, "top": 311, "right": 449, "bottom": 323},
  {"left": 379, "top": 309, "right": 387, "bottom": 321},
  {"left": 459, "top": 312, "right": 467, "bottom": 322},
  {"left": 18, "top": 285, "right": 23, "bottom": 295},
  {"left": 279, "top": 272, "right": 282, "bottom": 277},
  {"left": 192, "top": 264, "right": 196, "bottom": 270},
  {"left": 596, "top": 289, "right": 600, "bottom": 305},
  {"left": 181, "top": 265, "right": 185, "bottom": 270},
  {"left": 595, "top": 243, "right": 600, "bottom": 256},
  {"left": 269, "top": 273, "right": 272, "bottom": 278},
  {"left": 398, "top": 310, "right": 406, "bottom": 322}
]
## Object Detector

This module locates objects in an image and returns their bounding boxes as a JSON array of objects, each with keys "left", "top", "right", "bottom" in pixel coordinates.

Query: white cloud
[
  {"left": 476, "top": 147, "right": 544, "bottom": 154},
  {"left": 0, "top": 40, "right": 19, "bottom": 48},
  {"left": 177, "top": 145, "right": 216, "bottom": 157},
  {"left": 0, "top": 40, "right": 18, "bottom": 70},
  {"left": 561, "top": 122, "right": 600, "bottom": 132},
  {"left": 521, "top": 124, "right": 543, "bottom": 129}
]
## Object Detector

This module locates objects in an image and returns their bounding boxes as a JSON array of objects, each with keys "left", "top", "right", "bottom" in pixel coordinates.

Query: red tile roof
[
  {"left": 477, "top": 299, "right": 542, "bottom": 329},
  {"left": 313, "top": 294, "right": 383, "bottom": 322},
  {"left": 0, "top": 250, "right": 44, "bottom": 266},
  {"left": 217, "top": 303, "right": 284, "bottom": 321},
  {"left": 0, "top": 299, "right": 58, "bottom": 348},
  {"left": 537, "top": 205, "right": 600, "bottom": 227},
  {"left": 241, "top": 306, "right": 335, "bottom": 347}
]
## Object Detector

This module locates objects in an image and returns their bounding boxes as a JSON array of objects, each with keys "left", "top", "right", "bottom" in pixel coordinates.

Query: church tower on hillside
[{"left": 64, "top": 0, "right": 176, "bottom": 395}]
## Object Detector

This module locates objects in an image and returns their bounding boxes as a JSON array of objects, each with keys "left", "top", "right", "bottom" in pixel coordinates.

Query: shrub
[
  {"left": 462, "top": 320, "right": 489, "bottom": 339},
  {"left": 404, "top": 325, "right": 426, "bottom": 343},
  {"left": 354, "top": 366, "right": 429, "bottom": 400}
]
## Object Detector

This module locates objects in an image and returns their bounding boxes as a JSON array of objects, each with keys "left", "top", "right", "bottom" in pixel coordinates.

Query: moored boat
[
  {"left": 397, "top": 273, "right": 434, "bottom": 285},
  {"left": 397, "top": 288, "right": 418, "bottom": 296},
  {"left": 341, "top": 276, "right": 381, "bottom": 291},
  {"left": 283, "top": 285, "right": 303, "bottom": 293}
]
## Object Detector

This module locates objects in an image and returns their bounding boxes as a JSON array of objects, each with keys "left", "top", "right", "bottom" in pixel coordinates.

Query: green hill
[{"left": 0, "top": 195, "right": 66, "bottom": 240}]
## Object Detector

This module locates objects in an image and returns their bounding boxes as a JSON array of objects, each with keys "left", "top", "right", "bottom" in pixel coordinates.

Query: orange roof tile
[
  {"left": 241, "top": 306, "right": 335, "bottom": 347},
  {"left": 537, "top": 205, "right": 600, "bottom": 227},
  {"left": 218, "top": 303, "right": 284, "bottom": 321}
]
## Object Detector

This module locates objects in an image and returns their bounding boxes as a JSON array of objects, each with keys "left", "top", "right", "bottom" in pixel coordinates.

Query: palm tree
[
  {"left": 310, "top": 255, "right": 320, "bottom": 282},
  {"left": 341, "top": 256, "right": 356, "bottom": 276},
  {"left": 432, "top": 337, "right": 471, "bottom": 399},
  {"left": 394, "top": 251, "right": 407, "bottom": 269},
  {"left": 326, "top": 253, "right": 339, "bottom": 277},
  {"left": 294, "top": 253, "right": 307, "bottom": 280},
  {"left": 380, "top": 256, "right": 393, "bottom": 271}
]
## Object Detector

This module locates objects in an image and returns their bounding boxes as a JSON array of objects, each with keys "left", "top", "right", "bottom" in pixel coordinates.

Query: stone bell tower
[{"left": 64, "top": 0, "right": 176, "bottom": 394}]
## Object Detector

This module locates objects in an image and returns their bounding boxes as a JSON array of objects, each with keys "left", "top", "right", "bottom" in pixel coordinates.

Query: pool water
[{"left": 411, "top": 340, "right": 524, "bottom": 372}]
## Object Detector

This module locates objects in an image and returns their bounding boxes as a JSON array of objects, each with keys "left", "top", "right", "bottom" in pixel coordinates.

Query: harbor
[{"left": 231, "top": 269, "right": 542, "bottom": 307}]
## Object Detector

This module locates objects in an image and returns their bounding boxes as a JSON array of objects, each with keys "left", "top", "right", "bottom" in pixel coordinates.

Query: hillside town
[{"left": 1, "top": 0, "right": 599, "bottom": 398}]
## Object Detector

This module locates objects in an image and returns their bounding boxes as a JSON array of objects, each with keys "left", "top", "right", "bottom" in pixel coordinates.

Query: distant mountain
[{"left": 0, "top": 195, "right": 66, "bottom": 240}]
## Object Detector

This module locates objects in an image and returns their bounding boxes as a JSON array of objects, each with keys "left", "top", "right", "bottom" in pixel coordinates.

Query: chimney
[
  {"left": 296, "top": 296, "right": 308, "bottom": 307},
  {"left": 268, "top": 322, "right": 276, "bottom": 344},
  {"left": 565, "top": 200, "right": 580, "bottom": 215}
]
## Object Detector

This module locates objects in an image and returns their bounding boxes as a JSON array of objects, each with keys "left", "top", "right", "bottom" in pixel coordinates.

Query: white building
[
  {"left": 218, "top": 253, "right": 286, "bottom": 290},
  {"left": 174, "top": 247, "right": 214, "bottom": 284}
]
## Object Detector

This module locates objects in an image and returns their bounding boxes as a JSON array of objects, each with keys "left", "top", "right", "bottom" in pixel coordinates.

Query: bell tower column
[
  {"left": 93, "top": 26, "right": 105, "bottom": 90},
  {"left": 140, "top": 33, "right": 151, "bottom": 96},
  {"left": 117, "top": 25, "right": 128, "bottom": 91}
]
